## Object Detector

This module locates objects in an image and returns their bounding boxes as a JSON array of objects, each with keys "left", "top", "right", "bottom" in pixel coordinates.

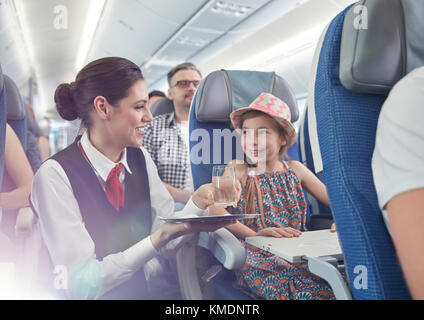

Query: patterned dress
[{"left": 227, "top": 166, "right": 335, "bottom": 300}]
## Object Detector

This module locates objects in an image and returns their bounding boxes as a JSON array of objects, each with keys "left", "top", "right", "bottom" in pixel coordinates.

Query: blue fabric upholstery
[
  {"left": 299, "top": 111, "right": 332, "bottom": 229},
  {"left": 314, "top": 6, "right": 410, "bottom": 299},
  {"left": 0, "top": 84, "right": 6, "bottom": 190}
]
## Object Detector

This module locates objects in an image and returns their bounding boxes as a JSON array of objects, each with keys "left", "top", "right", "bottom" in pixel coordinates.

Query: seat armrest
[
  {"left": 176, "top": 229, "right": 246, "bottom": 299},
  {"left": 197, "top": 229, "right": 246, "bottom": 270},
  {"left": 15, "top": 207, "right": 37, "bottom": 237}
]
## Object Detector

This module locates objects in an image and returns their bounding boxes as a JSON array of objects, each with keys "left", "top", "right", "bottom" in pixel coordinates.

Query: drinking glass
[{"left": 212, "top": 165, "right": 237, "bottom": 206}]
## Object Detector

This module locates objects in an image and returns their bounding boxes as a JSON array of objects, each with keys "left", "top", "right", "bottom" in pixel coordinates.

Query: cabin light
[
  {"left": 211, "top": 1, "right": 250, "bottom": 17},
  {"left": 195, "top": 39, "right": 208, "bottom": 47},
  {"left": 176, "top": 35, "right": 189, "bottom": 45},
  {"left": 216, "top": 1, "right": 228, "bottom": 8},
  {"left": 211, "top": 6, "right": 221, "bottom": 14},
  {"left": 230, "top": 23, "right": 326, "bottom": 70},
  {"left": 239, "top": 6, "right": 251, "bottom": 13},
  {"left": 75, "top": 0, "right": 106, "bottom": 71}
]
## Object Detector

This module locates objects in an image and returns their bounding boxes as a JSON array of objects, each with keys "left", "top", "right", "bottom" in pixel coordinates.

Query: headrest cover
[
  {"left": 0, "top": 64, "right": 4, "bottom": 91},
  {"left": 195, "top": 70, "right": 299, "bottom": 125},
  {"left": 150, "top": 97, "right": 174, "bottom": 117},
  {"left": 4, "top": 75, "right": 26, "bottom": 121},
  {"left": 340, "top": 0, "right": 424, "bottom": 94}
]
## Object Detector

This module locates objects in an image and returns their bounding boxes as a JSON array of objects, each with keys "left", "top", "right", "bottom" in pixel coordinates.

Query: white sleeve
[
  {"left": 372, "top": 67, "right": 424, "bottom": 211},
  {"left": 31, "top": 159, "right": 157, "bottom": 299}
]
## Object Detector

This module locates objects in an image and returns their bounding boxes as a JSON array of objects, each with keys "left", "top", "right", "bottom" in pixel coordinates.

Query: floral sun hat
[{"left": 230, "top": 92, "right": 297, "bottom": 147}]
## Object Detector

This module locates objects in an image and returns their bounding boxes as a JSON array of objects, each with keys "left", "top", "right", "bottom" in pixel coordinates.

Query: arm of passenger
[
  {"left": 163, "top": 182, "right": 192, "bottom": 204},
  {"left": 0, "top": 124, "right": 34, "bottom": 210},
  {"left": 31, "top": 160, "right": 158, "bottom": 300},
  {"left": 288, "top": 160, "right": 330, "bottom": 206},
  {"left": 386, "top": 188, "right": 424, "bottom": 299},
  {"left": 37, "top": 136, "right": 51, "bottom": 162}
]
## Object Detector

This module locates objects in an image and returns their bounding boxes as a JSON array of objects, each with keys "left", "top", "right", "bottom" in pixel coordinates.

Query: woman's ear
[{"left": 93, "top": 96, "right": 109, "bottom": 120}]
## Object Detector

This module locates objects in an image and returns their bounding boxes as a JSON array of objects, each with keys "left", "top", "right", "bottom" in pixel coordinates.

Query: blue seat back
[
  {"left": 313, "top": 1, "right": 416, "bottom": 299},
  {"left": 298, "top": 110, "right": 332, "bottom": 229},
  {"left": 0, "top": 65, "right": 6, "bottom": 190},
  {"left": 189, "top": 70, "right": 300, "bottom": 190},
  {"left": 4, "top": 75, "right": 27, "bottom": 151}
]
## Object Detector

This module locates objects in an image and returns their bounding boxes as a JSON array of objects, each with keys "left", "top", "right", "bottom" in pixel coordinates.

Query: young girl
[
  {"left": 30, "top": 57, "right": 235, "bottom": 300},
  {"left": 211, "top": 92, "right": 335, "bottom": 300}
]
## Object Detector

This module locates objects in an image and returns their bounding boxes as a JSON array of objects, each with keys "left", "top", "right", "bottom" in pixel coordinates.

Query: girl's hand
[
  {"left": 330, "top": 223, "right": 336, "bottom": 233},
  {"left": 192, "top": 181, "right": 242, "bottom": 210},
  {"left": 255, "top": 227, "right": 302, "bottom": 238}
]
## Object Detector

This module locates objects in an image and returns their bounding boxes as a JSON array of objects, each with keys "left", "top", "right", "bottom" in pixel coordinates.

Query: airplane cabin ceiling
[{"left": 0, "top": 0, "right": 357, "bottom": 119}]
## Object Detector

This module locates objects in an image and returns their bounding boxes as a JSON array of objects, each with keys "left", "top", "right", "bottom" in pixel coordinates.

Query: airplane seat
[
  {"left": 310, "top": 0, "right": 423, "bottom": 299},
  {"left": 0, "top": 65, "right": 6, "bottom": 191},
  {"left": 177, "top": 69, "right": 301, "bottom": 300},
  {"left": 24, "top": 106, "right": 43, "bottom": 172},
  {"left": 4, "top": 75, "right": 27, "bottom": 151},
  {"left": 149, "top": 97, "right": 174, "bottom": 117},
  {"left": 298, "top": 109, "right": 333, "bottom": 230}
]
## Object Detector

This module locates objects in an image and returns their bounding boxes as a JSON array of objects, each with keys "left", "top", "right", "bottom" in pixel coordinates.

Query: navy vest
[{"left": 48, "top": 137, "right": 153, "bottom": 299}]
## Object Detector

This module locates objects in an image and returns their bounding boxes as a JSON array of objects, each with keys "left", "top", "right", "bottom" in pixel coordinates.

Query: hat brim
[{"left": 230, "top": 107, "right": 297, "bottom": 147}]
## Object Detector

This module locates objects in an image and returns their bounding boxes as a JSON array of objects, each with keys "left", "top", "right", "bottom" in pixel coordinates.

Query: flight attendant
[{"left": 30, "top": 57, "right": 234, "bottom": 299}]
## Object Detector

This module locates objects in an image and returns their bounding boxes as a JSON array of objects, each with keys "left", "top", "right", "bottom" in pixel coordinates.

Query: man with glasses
[{"left": 143, "top": 62, "right": 202, "bottom": 210}]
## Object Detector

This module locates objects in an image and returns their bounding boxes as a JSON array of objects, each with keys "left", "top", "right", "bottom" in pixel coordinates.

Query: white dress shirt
[
  {"left": 30, "top": 132, "right": 206, "bottom": 299},
  {"left": 372, "top": 66, "right": 424, "bottom": 234}
]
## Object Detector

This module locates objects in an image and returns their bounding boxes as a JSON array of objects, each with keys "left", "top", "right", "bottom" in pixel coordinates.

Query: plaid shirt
[{"left": 143, "top": 113, "right": 190, "bottom": 190}]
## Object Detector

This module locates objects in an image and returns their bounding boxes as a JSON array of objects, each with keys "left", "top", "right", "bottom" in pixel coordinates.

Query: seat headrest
[
  {"left": 4, "top": 75, "right": 26, "bottom": 121},
  {"left": 25, "top": 106, "right": 38, "bottom": 134},
  {"left": 150, "top": 97, "right": 174, "bottom": 117},
  {"left": 194, "top": 70, "right": 299, "bottom": 125},
  {"left": 340, "top": 0, "right": 424, "bottom": 94},
  {"left": 0, "top": 64, "right": 4, "bottom": 90}
]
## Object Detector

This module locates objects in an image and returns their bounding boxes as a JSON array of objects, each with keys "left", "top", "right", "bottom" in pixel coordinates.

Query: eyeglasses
[{"left": 172, "top": 80, "right": 201, "bottom": 89}]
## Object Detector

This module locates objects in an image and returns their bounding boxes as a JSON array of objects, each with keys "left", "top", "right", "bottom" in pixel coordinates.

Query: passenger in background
[
  {"left": 30, "top": 57, "right": 234, "bottom": 299},
  {"left": 372, "top": 66, "right": 424, "bottom": 299},
  {"left": 0, "top": 124, "right": 33, "bottom": 239},
  {"left": 211, "top": 93, "right": 335, "bottom": 300},
  {"left": 148, "top": 90, "right": 166, "bottom": 108},
  {"left": 143, "top": 62, "right": 202, "bottom": 209}
]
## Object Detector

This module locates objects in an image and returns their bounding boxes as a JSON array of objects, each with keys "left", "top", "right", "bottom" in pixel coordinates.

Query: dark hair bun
[{"left": 55, "top": 83, "right": 78, "bottom": 121}]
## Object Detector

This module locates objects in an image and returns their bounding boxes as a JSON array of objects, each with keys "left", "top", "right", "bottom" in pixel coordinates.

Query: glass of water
[{"left": 212, "top": 165, "right": 237, "bottom": 207}]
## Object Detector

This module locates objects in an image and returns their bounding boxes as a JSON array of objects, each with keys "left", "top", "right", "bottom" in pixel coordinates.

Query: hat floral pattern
[{"left": 230, "top": 92, "right": 297, "bottom": 146}]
